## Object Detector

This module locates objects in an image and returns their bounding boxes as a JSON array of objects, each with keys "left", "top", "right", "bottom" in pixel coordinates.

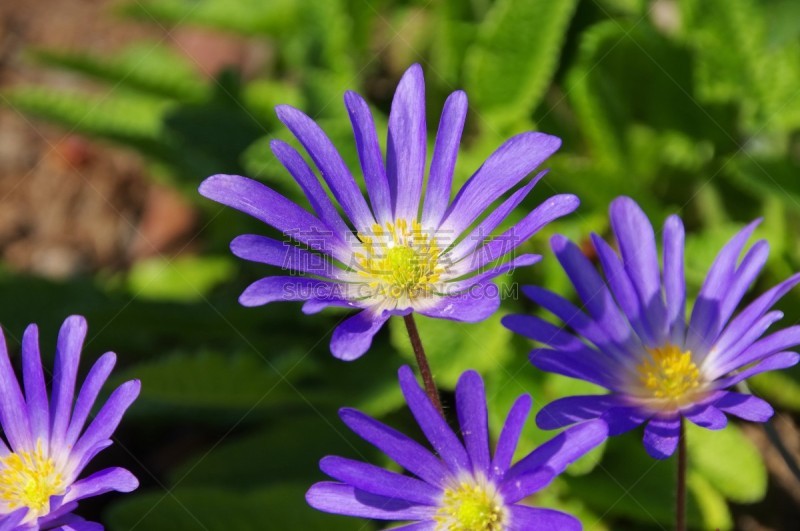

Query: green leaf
[
  {"left": 749, "top": 369, "right": 800, "bottom": 412},
  {"left": 464, "top": 0, "right": 578, "bottom": 130},
  {"left": 106, "top": 484, "right": 362, "bottom": 530},
  {"left": 687, "top": 422, "right": 768, "bottom": 503},
  {"left": 126, "top": 256, "right": 236, "bottom": 302}
]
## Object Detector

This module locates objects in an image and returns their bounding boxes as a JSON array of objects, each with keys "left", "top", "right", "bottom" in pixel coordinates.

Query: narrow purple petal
[
  {"left": 712, "top": 391, "right": 773, "bottom": 422},
  {"left": 712, "top": 325, "right": 800, "bottom": 378},
  {"left": 455, "top": 371, "right": 490, "bottom": 474},
  {"left": 507, "top": 506, "right": 581, "bottom": 531},
  {"left": 71, "top": 380, "right": 140, "bottom": 469},
  {"left": 306, "top": 481, "right": 434, "bottom": 520},
  {"left": 63, "top": 467, "right": 138, "bottom": 504},
  {"left": 345, "top": 91, "right": 392, "bottom": 223},
  {"left": 530, "top": 348, "right": 622, "bottom": 390},
  {"left": 330, "top": 310, "right": 389, "bottom": 361},
  {"left": 416, "top": 283, "right": 500, "bottom": 322},
  {"left": 497, "top": 468, "right": 555, "bottom": 505},
  {"left": 65, "top": 352, "right": 116, "bottom": 449},
  {"left": 231, "top": 235, "right": 350, "bottom": 281},
  {"left": 705, "top": 310, "right": 784, "bottom": 376},
  {"left": 398, "top": 366, "right": 470, "bottom": 475},
  {"left": 0, "top": 328, "right": 32, "bottom": 451},
  {"left": 0, "top": 508, "right": 28, "bottom": 530},
  {"left": 301, "top": 298, "right": 359, "bottom": 315},
  {"left": 536, "top": 394, "right": 625, "bottom": 430},
  {"left": 504, "top": 419, "right": 608, "bottom": 498},
  {"left": 270, "top": 139, "right": 350, "bottom": 236},
  {"left": 386, "top": 64, "right": 426, "bottom": 221},
  {"left": 643, "top": 416, "right": 681, "bottom": 459},
  {"left": 22, "top": 324, "right": 49, "bottom": 445},
  {"left": 199, "top": 174, "right": 352, "bottom": 262},
  {"left": 683, "top": 403, "right": 727, "bottom": 430},
  {"left": 603, "top": 407, "right": 649, "bottom": 435},
  {"left": 446, "top": 255, "right": 541, "bottom": 293},
  {"left": 320, "top": 456, "right": 440, "bottom": 505},
  {"left": 439, "top": 132, "right": 561, "bottom": 237},
  {"left": 609, "top": 196, "right": 667, "bottom": 343},
  {"left": 491, "top": 394, "right": 532, "bottom": 479},
  {"left": 421, "top": 90, "right": 468, "bottom": 228},
  {"left": 715, "top": 241, "right": 769, "bottom": 334},
  {"left": 712, "top": 351, "right": 799, "bottom": 389},
  {"left": 387, "top": 522, "right": 435, "bottom": 531},
  {"left": 46, "top": 513, "right": 103, "bottom": 531},
  {"left": 239, "top": 276, "right": 348, "bottom": 307},
  {"left": 50, "top": 315, "right": 87, "bottom": 453},
  {"left": 339, "top": 408, "right": 449, "bottom": 487},
  {"left": 663, "top": 215, "right": 686, "bottom": 344},
  {"left": 275, "top": 105, "right": 375, "bottom": 231}
]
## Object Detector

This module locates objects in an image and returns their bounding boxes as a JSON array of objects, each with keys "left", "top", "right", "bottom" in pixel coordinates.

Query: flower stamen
[
  {"left": 636, "top": 344, "right": 702, "bottom": 408},
  {"left": 434, "top": 477, "right": 505, "bottom": 531},
  {"left": 0, "top": 441, "right": 65, "bottom": 519}
]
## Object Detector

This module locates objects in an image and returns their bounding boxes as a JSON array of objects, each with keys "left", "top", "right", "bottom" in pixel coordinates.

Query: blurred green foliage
[{"left": 3, "top": 0, "right": 800, "bottom": 529}]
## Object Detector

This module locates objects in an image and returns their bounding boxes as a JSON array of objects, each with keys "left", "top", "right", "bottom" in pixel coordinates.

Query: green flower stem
[
  {"left": 403, "top": 314, "right": 444, "bottom": 417},
  {"left": 676, "top": 417, "right": 687, "bottom": 531}
]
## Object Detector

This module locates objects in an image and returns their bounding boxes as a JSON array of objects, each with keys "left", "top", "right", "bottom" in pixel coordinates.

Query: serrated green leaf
[
  {"left": 464, "top": 0, "right": 578, "bottom": 130},
  {"left": 687, "top": 422, "right": 767, "bottom": 503}
]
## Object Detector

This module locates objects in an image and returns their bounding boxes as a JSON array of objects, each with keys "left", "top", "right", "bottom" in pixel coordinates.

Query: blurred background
[{"left": 0, "top": 0, "right": 799, "bottom": 529}]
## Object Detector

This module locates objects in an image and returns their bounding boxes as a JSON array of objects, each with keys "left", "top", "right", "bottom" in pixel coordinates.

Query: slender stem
[
  {"left": 403, "top": 314, "right": 444, "bottom": 417},
  {"left": 676, "top": 417, "right": 687, "bottom": 531}
]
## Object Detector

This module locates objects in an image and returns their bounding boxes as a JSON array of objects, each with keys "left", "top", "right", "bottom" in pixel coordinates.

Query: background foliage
[{"left": 2, "top": 0, "right": 800, "bottom": 529}]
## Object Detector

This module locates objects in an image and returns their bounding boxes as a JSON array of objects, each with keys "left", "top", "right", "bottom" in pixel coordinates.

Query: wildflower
[
  {"left": 306, "top": 366, "right": 607, "bottom": 529},
  {"left": 199, "top": 64, "right": 577, "bottom": 360},
  {"left": 0, "top": 316, "right": 140, "bottom": 529},
  {"left": 504, "top": 196, "right": 800, "bottom": 458}
]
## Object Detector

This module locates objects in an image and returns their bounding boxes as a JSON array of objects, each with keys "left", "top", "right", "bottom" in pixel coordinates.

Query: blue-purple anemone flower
[
  {"left": 306, "top": 366, "right": 607, "bottom": 529},
  {"left": 199, "top": 64, "right": 577, "bottom": 360},
  {"left": 503, "top": 196, "right": 800, "bottom": 459},
  {"left": 0, "top": 316, "right": 140, "bottom": 530}
]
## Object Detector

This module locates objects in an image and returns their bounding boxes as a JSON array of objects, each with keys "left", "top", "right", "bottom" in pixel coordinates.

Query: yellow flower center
[
  {"left": 435, "top": 479, "right": 505, "bottom": 531},
  {"left": 354, "top": 219, "right": 444, "bottom": 302},
  {"left": 636, "top": 344, "right": 702, "bottom": 407},
  {"left": 0, "top": 443, "right": 65, "bottom": 518}
]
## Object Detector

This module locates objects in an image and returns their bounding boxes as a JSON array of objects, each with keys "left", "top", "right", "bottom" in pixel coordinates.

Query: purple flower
[
  {"left": 503, "top": 196, "right": 800, "bottom": 459},
  {"left": 306, "top": 366, "right": 607, "bottom": 529},
  {"left": 0, "top": 316, "right": 140, "bottom": 530},
  {"left": 199, "top": 64, "right": 577, "bottom": 360}
]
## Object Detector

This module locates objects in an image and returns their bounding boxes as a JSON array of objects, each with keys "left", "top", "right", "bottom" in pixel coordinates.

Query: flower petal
[
  {"left": 44, "top": 513, "right": 103, "bottom": 531},
  {"left": 712, "top": 351, "right": 800, "bottom": 389},
  {"left": 50, "top": 316, "right": 87, "bottom": 453},
  {"left": 386, "top": 64, "right": 426, "bottom": 221},
  {"left": 455, "top": 371, "right": 490, "bottom": 475},
  {"left": 421, "top": 90, "right": 467, "bottom": 228},
  {"left": 416, "top": 283, "right": 500, "bottom": 322},
  {"left": 239, "top": 276, "right": 348, "bottom": 307},
  {"left": 22, "top": 324, "right": 49, "bottom": 446},
  {"left": 330, "top": 310, "right": 389, "bottom": 361},
  {"left": 0, "top": 328, "right": 32, "bottom": 452},
  {"left": 275, "top": 105, "right": 375, "bottom": 231},
  {"left": 231, "top": 235, "right": 352, "bottom": 281},
  {"left": 712, "top": 325, "right": 800, "bottom": 378},
  {"left": 0, "top": 508, "right": 28, "bottom": 530},
  {"left": 536, "top": 394, "right": 625, "bottom": 430},
  {"left": 683, "top": 403, "right": 727, "bottom": 430},
  {"left": 63, "top": 467, "right": 138, "bottom": 504},
  {"left": 305, "top": 481, "right": 434, "bottom": 521},
  {"left": 663, "top": 215, "right": 686, "bottom": 344},
  {"left": 491, "top": 394, "right": 531, "bottom": 479},
  {"left": 65, "top": 352, "right": 116, "bottom": 449},
  {"left": 712, "top": 391, "right": 773, "bottom": 422},
  {"left": 507, "top": 505, "right": 581, "bottom": 531},
  {"left": 642, "top": 416, "right": 681, "bottom": 459}
]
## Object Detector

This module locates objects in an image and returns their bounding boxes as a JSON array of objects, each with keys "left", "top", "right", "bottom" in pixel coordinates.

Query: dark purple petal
[
  {"left": 497, "top": 468, "right": 555, "bottom": 505},
  {"left": 536, "top": 394, "right": 626, "bottom": 430},
  {"left": 330, "top": 310, "right": 389, "bottom": 361},
  {"left": 507, "top": 505, "right": 581, "bottom": 531},
  {"left": 504, "top": 419, "right": 608, "bottom": 497},
  {"left": 0, "top": 508, "right": 28, "bottom": 530},
  {"left": 491, "top": 394, "right": 531, "bottom": 479},
  {"left": 71, "top": 380, "right": 139, "bottom": 469},
  {"left": 455, "top": 195, "right": 577, "bottom": 274},
  {"left": 64, "top": 352, "right": 116, "bottom": 449},
  {"left": 683, "top": 403, "right": 727, "bottom": 430},
  {"left": 50, "top": 316, "right": 87, "bottom": 452},
  {"left": 448, "top": 171, "right": 545, "bottom": 264},
  {"left": 609, "top": 196, "right": 667, "bottom": 343},
  {"left": 63, "top": 467, "right": 138, "bottom": 504},
  {"left": 687, "top": 220, "right": 760, "bottom": 352},
  {"left": 663, "top": 215, "right": 686, "bottom": 344},
  {"left": 712, "top": 351, "right": 799, "bottom": 389},
  {"left": 530, "top": 347, "right": 622, "bottom": 390},
  {"left": 398, "top": 366, "right": 470, "bottom": 475},
  {"left": 416, "top": 283, "right": 500, "bottom": 322},
  {"left": 199, "top": 174, "right": 353, "bottom": 262},
  {"left": 22, "top": 324, "right": 49, "bottom": 444},
  {"left": 706, "top": 310, "right": 784, "bottom": 377},
  {"left": 0, "top": 327, "right": 32, "bottom": 451},
  {"left": 643, "top": 416, "right": 681, "bottom": 459},
  {"left": 319, "top": 456, "right": 440, "bottom": 505},
  {"left": 344, "top": 91, "right": 392, "bottom": 223},
  {"left": 306, "top": 481, "right": 435, "bottom": 520},
  {"left": 455, "top": 370, "right": 490, "bottom": 475},
  {"left": 231, "top": 235, "right": 350, "bottom": 280},
  {"left": 339, "top": 408, "right": 448, "bottom": 487},
  {"left": 439, "top": 132, "right": 561, "bottom": 237},
  {"left": 716, "top": 241, "right": 769, "bottom": 333},
  {"left": 45, "top": 513, "right": 103, "bottom": 531},
  {"left": 239, "top": 276, "right": 347, "bottom": 307},
  {"left": 712, "top": 391, "right": 773, "bottom": 422},
  {"left": 421, "top": 90, "right": 467, "bottom": 228},
  {"left": 270, "top": 139, "right": 350, "bottom": 237},
  {"left": 712, "top": 325, "right": 800, "bottom": 378},
  {"left": 275, "top": 105, "right": 375, "bottom": 231},
  {"left": 386, "top": 64, "right": 426, "bottom": 221},
  {"left": 603, "top": 406, "right": 649, "bottom": 435}
]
